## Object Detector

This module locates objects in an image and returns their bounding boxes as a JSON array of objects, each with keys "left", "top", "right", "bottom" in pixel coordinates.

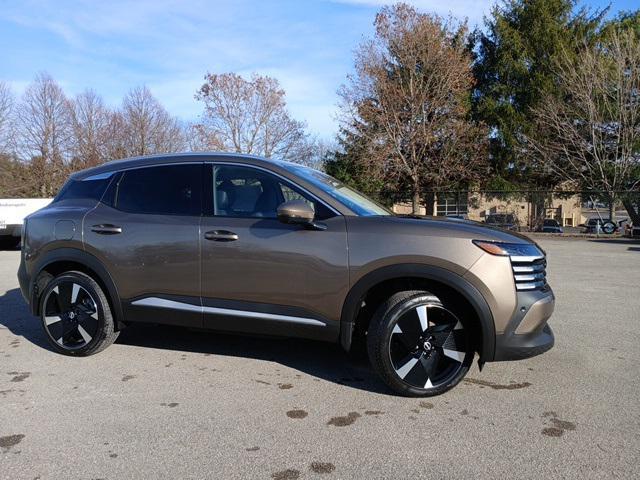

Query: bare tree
[
  {"left": 194, "top": 73, "right": 309, "bottom": 162},
  {"left": 339, "top": 4, "right": 487, "bottom": 214},
  {"left": 13, "top": 72, "right": 73, "bottom": 196},
  {"left": 528, "top": 30, "right": 640, "bottom": 222},
  {"left": 68, "top": 89, "right": 113, "bottom": 168},
  {"left": 121, "top": 86, "right": 184, "bottom": 156},
  {"left": 0, "top": 81, "right": 15, "bottom": 154}
]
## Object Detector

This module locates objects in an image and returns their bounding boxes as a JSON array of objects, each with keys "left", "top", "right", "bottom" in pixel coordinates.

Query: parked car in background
[
  {"left": 484, "top": 213, "right": 519, "bottom": 231},
  {"left": 0, "top": 198, "right": 52, "bottom": 249},
  {"left": 581, "top": 218, "right": 618, "bottom": 235},
  {"left": 445, "top": 213, "right": 469, "bottom": 221},
  {"left": 537, "top": 219, "right": 563, "bottom": 234},
  {"left": 625, "top": 222, "right": 640, "bottom": 238},
  {"left": 17, "top": 153, "right": 555, "bottom": 397}
]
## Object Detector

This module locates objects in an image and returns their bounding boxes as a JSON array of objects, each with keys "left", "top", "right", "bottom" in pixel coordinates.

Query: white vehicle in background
[{"left": 0, "top": 198, "right": 52, "bottom": 249}]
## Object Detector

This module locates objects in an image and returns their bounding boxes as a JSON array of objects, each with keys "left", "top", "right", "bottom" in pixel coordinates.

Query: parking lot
[{"left": 1, "top": 238, "right": 639, "bottom": 479}]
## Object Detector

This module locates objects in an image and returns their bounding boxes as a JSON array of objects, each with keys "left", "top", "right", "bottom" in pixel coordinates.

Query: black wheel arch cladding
[
  {"left": 29, "top": 248, "right": 123, "bottom": 325},
  {"left": 340, "top": 263, "right": 496, "bottom": 362}
]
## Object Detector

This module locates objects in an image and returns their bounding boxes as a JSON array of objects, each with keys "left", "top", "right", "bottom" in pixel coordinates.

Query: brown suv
[{"left": 18, "top": 153, "right": 555, "bottom": 396}]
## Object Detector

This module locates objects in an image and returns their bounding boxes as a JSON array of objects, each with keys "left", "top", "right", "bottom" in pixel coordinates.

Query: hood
[{"left": 390, "top": 214, "right": 534, "bottom": 244}]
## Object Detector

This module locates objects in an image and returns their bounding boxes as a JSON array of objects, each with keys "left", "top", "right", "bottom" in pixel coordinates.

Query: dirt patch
[
  {"left": 160, "top": 402, "right": 179, "bottom": 408},
  {"left": 286, "top": 409, "right": 308, "bottom": 419},
  {"left": 255, "top": 380, "right": 271, "bottom": 386},
  {"left": 278, "top": 383, "right": 293, "bottom": 390},
  {"left": 310, "top": 462, "right": 335, "bottom": 474},
  {"left": 460, "top": 409, "right": 469, "bottom": 415},
  {"left": 541, "top": 412, "right": 576, "bottom": 437},
  {"left": 0, "top": 434, "right": 25, "bottom": 450},
  {"left": 419, "top": 401, "right": 434, "bottom": 409},
  {"left": 551, "top": 418, "right": 576, "bottom": 431},
  {"left": 542, "top": 427, "right": 564, "bottom": 437},
  {"left": 246, "top": 446, "right": 260, "bottom": 452},
  {"left": 327, "top": 412, "right": 361, "bottom": 427},
  {"left": 272, "top": 469, "right": 300, "bottom": 480},
  {"left": 8, "top": 372, "right": 30, "bottom": 383},
  {"left": 463, "top": 378, "right": 531, "bottom": 390},
  {"left": 121, "top": 375, "right": 135, "bottom": 382},
  {"left": 364, "top": 410, "right": 384, "bottom": 416}
]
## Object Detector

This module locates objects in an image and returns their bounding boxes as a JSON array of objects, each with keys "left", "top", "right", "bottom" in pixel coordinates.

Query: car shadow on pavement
[
  {"left": 0, "top": 288, "right": 54, "bottom": 351},
  {"left": 116, "top": 323, "right": 386, "bottom": 394},
  {"left": 0, "top": 287, "right": 387, "bottom": 394},
  {"left": 588, "top": 238, "right": 640, "bottom": 245}
]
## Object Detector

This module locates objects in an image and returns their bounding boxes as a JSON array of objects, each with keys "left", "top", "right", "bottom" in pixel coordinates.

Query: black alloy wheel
[
  {"left": 368, "top": 291, "right": 474, "bottom": 396},
  {"left": 40, "top": 271, "right": 118, "bottom": 355}
]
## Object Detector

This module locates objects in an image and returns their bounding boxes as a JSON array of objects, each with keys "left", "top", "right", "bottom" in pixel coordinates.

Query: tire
[
  {"left": 39, "top": 271, "right": 119, "bottom": 356},
  {"left": 601, "top": 221, "right": 616, "bottom": 235},
  {"left": 367, "top": 290, "right": 474, "bottom": 397}
]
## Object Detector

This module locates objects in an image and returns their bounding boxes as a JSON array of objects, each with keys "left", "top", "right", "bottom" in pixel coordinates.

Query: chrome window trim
[{"left": 131, "top": 297, "right": 326, "bottom": 327}]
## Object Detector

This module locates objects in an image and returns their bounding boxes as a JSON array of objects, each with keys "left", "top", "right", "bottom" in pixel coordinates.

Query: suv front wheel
[
  {"left": 367, "top": 290, "right": 473, "bottom": 396},
  {"left": 40, "top": 271, "right": 119, "bottom": 356}
]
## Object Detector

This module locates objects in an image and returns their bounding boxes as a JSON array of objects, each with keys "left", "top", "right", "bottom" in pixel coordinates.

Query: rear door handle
[
  {"left": 204, "top": 230, "right": 238, "bottom": 242},
  {"left": 91, "top": 224, "right": 122, "bottom": 235}
]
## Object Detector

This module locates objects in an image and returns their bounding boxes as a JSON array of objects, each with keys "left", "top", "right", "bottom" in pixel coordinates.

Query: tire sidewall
[{"left": 39, "top": 272, "right": 110, "bottom": 356}]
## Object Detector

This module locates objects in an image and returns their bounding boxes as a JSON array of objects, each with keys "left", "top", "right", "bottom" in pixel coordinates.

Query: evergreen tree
[{"left": 472, "top": 0, "right": 606, "bottom": 189}]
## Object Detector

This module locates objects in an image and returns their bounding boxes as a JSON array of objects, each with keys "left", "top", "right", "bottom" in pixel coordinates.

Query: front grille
[{"left": 510, "top": 256, "right": 547, "bottom": 291}]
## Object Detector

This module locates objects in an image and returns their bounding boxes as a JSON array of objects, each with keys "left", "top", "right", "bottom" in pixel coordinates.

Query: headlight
[{"left": 473, "top": 240, "right": 544, "bottom": 261}]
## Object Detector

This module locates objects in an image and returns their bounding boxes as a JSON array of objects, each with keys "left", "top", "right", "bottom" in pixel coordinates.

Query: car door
[
  {"left": 83, "top": 163, "right": 203, "bottom": 328},
  {"left": 199, "top": 163, "right": 349, "bottom": 341}
]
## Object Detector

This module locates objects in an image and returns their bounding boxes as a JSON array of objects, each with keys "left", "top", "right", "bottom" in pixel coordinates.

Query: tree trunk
[
  {"left": 608, "top": 197, "right": 614, "bottom": 221},
  {"left": 622, "top": 197, "right": 640, "bottom": 225},
  {"left": 412, "top": 189, "right": 421, "bottom": 215},
  {"left": 424, "top": 191, "right": 435, "bottom": 216}
]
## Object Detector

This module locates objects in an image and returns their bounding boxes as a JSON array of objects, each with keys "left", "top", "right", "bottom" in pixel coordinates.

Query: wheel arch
[
  {"left": 29, "top": 248, "right": 124, "bottom": 328},
  {"left": 340, "top": 264, "right": 496, "bottom": 362}
]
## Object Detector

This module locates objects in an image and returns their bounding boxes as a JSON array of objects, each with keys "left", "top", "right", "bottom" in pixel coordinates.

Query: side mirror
[
  {"left": 277, "top": 200, "right": 315, "bottom": 225},
  {"left": 277, "top": 200, "right": 325, "bottom": 230}
]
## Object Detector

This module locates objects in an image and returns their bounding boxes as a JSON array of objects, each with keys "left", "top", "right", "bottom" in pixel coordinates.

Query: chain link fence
[{"left": 393, "top": 190, "right": 640, "bottom": 235}]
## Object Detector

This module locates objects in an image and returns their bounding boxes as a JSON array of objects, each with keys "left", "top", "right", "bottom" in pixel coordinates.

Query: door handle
[
  {"left": 204, "top": 230, "right": 238, "bottom": 242},
  {"left": 91, "top": 224, "right": 122, "bottom": 235}
]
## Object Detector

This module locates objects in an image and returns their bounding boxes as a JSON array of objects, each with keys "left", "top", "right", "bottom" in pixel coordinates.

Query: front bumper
[{"left": 493, "top": 288, "right": 555, "bottom": 361}]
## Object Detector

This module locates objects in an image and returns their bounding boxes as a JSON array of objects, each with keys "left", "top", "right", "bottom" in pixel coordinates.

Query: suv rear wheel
[
  {"left": 367, "top": 290, "right": 473, "bottom": 396},
  {"left": 40, "top": 271, "right": 119, "bottom": 355}
]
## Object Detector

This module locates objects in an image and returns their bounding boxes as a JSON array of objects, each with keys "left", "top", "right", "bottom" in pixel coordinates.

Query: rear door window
[
  {"left": 55, "top": 173, "right": 114, "bottom": 202},
  {"left": 114, "top": 164, "right": 202, "bottom": 216}
]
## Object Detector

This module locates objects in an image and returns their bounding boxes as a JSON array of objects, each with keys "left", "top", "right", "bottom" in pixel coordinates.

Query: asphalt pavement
[{"left": 1, "top": 238, "right": 639, "bottom": 479}]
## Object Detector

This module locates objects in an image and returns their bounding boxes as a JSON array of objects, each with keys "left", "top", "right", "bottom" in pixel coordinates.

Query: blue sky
[{"left": 0, "top": 0, "right": 636, "bottom": 138}]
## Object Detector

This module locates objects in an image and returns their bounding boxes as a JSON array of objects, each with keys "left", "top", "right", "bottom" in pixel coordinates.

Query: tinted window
[
  {"left": 55, "top": 173, "right": 113, "bottom": 203},
  {"left": 211, "top": 165, "right": 333, "bottom": 220},
  {"left": 114, "top": 164, "right": 202, "bottom": 216}
]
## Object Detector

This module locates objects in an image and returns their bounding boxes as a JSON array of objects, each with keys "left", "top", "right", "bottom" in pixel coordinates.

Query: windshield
[{"left": 278, "top": 162, "right": 391, "bottom": 216}]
